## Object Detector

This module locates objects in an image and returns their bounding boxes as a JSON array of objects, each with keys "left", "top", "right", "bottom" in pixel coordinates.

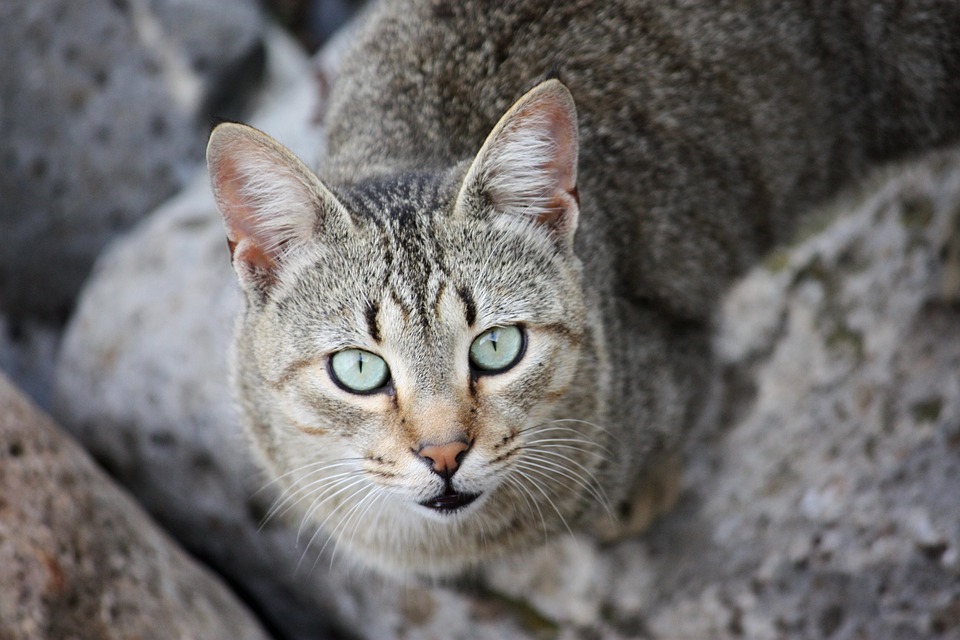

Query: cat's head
[{"left": 208, "top": 80, "right": 598, "bottom": 573}]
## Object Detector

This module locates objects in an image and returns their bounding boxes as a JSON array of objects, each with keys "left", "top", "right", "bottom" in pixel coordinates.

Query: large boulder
[
  {"left": 53, "top": 18, "right": 960, "bottom": 638},
  {"left": 0, "top": 371, "right": 271, "bottom": 640},
  {"left": 0, "top": 0, "right": 265, "bottom": 320},
  {"left": 55, "top": 26, "right": 346, "bottom": 640}
]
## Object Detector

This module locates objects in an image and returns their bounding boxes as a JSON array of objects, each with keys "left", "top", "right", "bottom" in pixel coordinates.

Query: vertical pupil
[
  {"left": 357, "top": 352, "right": 364, "bottom": 374},
  {"left": 490, "top": 330, "right": 499, "bottom": 352}
]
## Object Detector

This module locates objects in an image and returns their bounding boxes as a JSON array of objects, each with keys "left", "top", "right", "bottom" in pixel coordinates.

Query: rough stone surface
[
  {"left": 0, "top": 371, "right": 271, "bottom": 640},
  {"left": 0, "top": 0, "right": 265, "bottom": 319},
  {"left": 53, "top": 20, "right": 960, "bottom": 640},
  {"left": 55, "top": 27, "right": 342, "bottom": 640}
]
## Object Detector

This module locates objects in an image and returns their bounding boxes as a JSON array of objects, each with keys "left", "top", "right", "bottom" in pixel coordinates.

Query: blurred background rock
[
  {"left": 0, "top": 0, "right": 361, "bottom": 408},
  {"left": 0, "top": 2, "right": 360, "bottom": 639}
]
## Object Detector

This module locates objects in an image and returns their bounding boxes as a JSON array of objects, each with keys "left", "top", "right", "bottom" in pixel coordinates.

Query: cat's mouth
[{"left": 419, "top": 489, "right": 481, "bottom": 514}]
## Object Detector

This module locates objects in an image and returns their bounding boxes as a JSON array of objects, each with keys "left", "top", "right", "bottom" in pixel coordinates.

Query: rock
[
  {"left": 0, "top": 0, "right": 265, "bottom": 320},
  {"left": 0, "top": 372, "right": 270, "bottom": 640},
  {"left": 655, "top": 153, "right": 960, "bottom": 639},
  {"left": 55, "top": 26, "right": 344, "bottom": 640},
  {"left": 0, "top": 317, "right": 60, "bottom": 409},
  {"left": 53, "top": 16, "right": 960, "bottom": 639}
]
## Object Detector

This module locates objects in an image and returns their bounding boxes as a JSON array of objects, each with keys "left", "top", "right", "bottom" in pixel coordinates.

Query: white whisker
[
  {"left": 522, "top": 436, "right": 613, "bottom": 459},
  {"left": 520, "top": 451, "right": 613, "bottom": 519},
  {"left": 261, "top": 468, "right": 363, "bottom": 529},
  {"left": 510, "top": 462, "right": 575, "bottom": 538},
  {"left": 504, "top": 474, "right": 549, "bottom": 543},
  {"left": 522, "top": 418, "right": 623, "bottom": 445},
  {"left": 296, "top": 481, "right": 371, "bottom": 575},
  {"left": 325, "top": 485, "right": 385, "bottom": 570},
  {"left": 334, "top": 488, "right": 390, "bottom": 570},
  {"left": 514, "top": 458, "right": 589, "bottom": 507},
  {"left": 253, "top": 457, "right": 364, "bottom": 496},
  {"left": 297, "top": 475, "right": 369, "bottom": 542}
]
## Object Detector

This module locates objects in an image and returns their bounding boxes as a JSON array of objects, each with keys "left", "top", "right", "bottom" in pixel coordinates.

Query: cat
[{"left": 207, "top": 0, "right": 960, "bottom": 577}]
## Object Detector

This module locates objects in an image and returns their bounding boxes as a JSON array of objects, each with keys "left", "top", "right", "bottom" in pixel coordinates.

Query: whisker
[
  {"left": 503, "top": 474, "right": 549, "bottom": 543},
  {"left": 521, "top": 436, "right": 613, "bottom": 459},
  {"left": 518, "top": 426, "right": 610, "bottom": 450},
  {"left": 261, "top": 468, "right": 363, "bottom": 529},
  {"left": 518, "top": 452, "right": 613, "bottom": 519},
  {"left": 297, "top": 475, "right": 370, "bottom": 542},
  {"left": 514, "top": 459, "right": 589, "bottom": 508},
  {"left": 296, "top": 482, "right": 371, "bottom": 575},
  {"left": 253, "top": 458, "right": 363, "bottom": 496},
  {"left": 329, "top": 487, "right": 386, "bottom": 570},
  {"left": 255, "top": 457, "right": 364, "bottom": 528},
  {"left": 522, "top": 418, "right": 623, "bottom": 445},
  {"left": 521, "top": 444, "right": 609, "bottom": 488},
  {"left": 510, "top": 462, "right": 575, "bottom": 538}
]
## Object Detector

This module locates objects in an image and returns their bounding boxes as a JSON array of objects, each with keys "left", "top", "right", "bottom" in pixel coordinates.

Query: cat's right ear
[
  {"left": 455, "top": 79, "right": 580, "bottom": 249},
  {"left": 206, "top": 123, "right": 347, "bottom": 297}
]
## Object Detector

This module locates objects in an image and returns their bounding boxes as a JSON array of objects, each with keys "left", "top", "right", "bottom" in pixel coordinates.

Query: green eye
[
  {"left": 469, "top": 325, "right": 525, "bottom": 373},
  {"left": 329, "top": 349, "right": 390, "bottom": 393}
]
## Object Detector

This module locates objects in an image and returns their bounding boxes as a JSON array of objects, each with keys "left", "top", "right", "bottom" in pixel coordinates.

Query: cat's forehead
[
  {"left": 332, "top": 172, "right": 456, "bottom": 300},
  {"left": 289, "top": 171, "right": 567, "bottom": 338},
  {"left": 333, "top": 172, "right": 452, "bottom": 226}
]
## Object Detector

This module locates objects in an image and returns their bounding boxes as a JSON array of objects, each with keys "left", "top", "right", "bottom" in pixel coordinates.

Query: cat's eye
[
  {"left": 329, "top": 349, "right": 390, "bottom": 393},
  {"left": 469, "top": 325, "right": 525, "bottom": 373}
]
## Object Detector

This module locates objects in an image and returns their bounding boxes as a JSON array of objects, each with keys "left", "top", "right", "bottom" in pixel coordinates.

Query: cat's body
[{"left": 208, "top": 0, "right": 960, "bottom": 576}]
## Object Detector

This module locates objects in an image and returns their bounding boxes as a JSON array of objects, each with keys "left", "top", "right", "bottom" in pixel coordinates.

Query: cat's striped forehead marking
[
  {"left": 333, "top": 173, "right": 470, "bottom": 330},
  {"left": 456, "top": 286, "right": 477, "bottom": 327},
  {"left": 364, "top": 300, "right": 382, "bottom": 344}
]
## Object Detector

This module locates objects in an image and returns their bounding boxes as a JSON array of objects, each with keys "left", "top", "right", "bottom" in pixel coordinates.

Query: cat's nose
[{"left": 416, "top": 440, "right": 471, "bottom": 479}]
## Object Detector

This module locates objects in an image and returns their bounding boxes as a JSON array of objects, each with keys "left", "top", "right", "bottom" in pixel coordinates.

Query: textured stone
[
  {"left": 0, "top": 371, "right": 270, "bottom": 640},
  {"left": 0, "top": 0, "right": 265, "bottom": 319},
  {"left": 55, "top": 26, "right": 342, "bottom": 640},
  {"left": 52, "top": 18, "right": 960, "bottom": 639}
]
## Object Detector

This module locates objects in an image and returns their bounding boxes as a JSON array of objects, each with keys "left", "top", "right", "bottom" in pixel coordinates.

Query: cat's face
[
  {"left": 209, "top": 81, "right": 600, "bottom": 573},
  {"left": 253, "top": 179, "right": 585, "bottom": 517}
]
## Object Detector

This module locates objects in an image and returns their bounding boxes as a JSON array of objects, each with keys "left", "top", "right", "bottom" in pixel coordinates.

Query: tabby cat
[{"left": 207, "top": 0, "right": 960, "bottom": 576}]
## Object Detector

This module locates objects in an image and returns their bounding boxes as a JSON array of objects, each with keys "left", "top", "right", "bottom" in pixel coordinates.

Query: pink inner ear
[
  {"left": 538, "top": 99, "right": 578, "bottom": 230},
  {"left": 455, "top": 79, "right": 580, "bottom": 243},
  {"left": 512, "top": 94, "right": 579, "bottom": 234},
  {"left": 212, "top": 154, "right": 278, "bottom": 270},
  {"left": 232, "top": 238, "right": 277, "bottom": 270},
  {"left": 540, "top": 100, "right": 578, "bottom": 190},
  {"left": 537, "top": 187, "right": 580, "bottom": 230}
]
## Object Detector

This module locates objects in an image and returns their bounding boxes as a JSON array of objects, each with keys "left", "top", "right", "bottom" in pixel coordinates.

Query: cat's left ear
[
  {"left": 207, "top": 122, "right": 350, "bottom": 298},
  {"left": 455, "top": 79, "right": 579, "bottom": 248}
]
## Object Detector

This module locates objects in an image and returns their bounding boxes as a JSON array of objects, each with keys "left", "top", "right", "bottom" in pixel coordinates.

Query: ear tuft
[
  {"left": 206, "top": 123, "right": 343, "bottom": 296},
  {"left": 456, "top": 80, "right": 580, "bottom": 245}
]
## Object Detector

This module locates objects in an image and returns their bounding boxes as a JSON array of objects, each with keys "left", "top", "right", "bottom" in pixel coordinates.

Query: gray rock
[
  {"left": 0, "top": 371, "right": 271, "bottom": 640},
  {"left": 0, "top": 0, "right": 265, "bottom": 320},
  {"left": 56, "top": 26, "right": 345, "bottom": 640},
  {"left": 650, "top": 153, "right": 960, "bottom": 639},
  {"left": 0, "top": 317, "right": 60, "bottom": 409},
  {"left": 53, "top": 18, "right": 960, "bottom": 639}
]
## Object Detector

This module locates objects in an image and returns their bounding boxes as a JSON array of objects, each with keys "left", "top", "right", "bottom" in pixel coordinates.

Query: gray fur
[{"left": 209, "top": 0, "right": 960, "bottom": 576}]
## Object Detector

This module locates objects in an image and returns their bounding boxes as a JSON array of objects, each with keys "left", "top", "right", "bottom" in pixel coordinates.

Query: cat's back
[
  {"left": 322, "top": 0, "right": 833, "bottom": 313},
  {"left": 322, "top": 0, "right": 959, "bottom": 317},
  {"left": 325, "top": 0, "right": 839, "bottom": 180}
]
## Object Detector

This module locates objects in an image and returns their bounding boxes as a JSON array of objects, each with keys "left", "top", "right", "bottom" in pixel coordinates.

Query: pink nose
[{"left": 417, "top": 440, "right": 471, "bottom": 478}]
